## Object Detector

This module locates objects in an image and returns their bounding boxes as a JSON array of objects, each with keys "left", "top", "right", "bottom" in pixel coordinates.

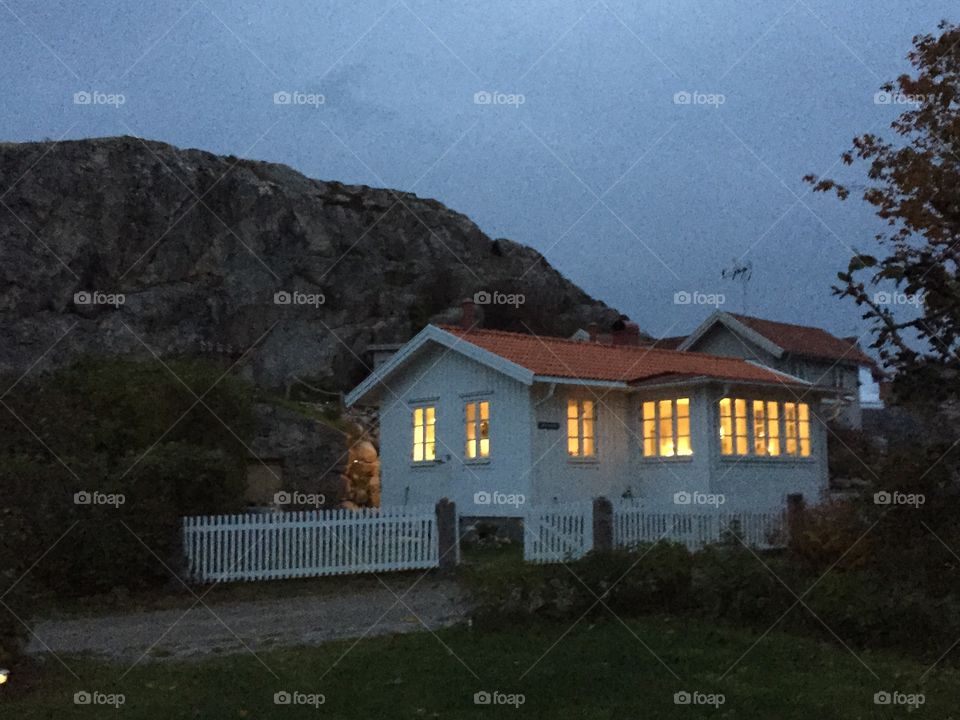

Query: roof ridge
[
  {"left": 435, "top": 324, "right": 785, "bottom": 367},
  {"left": 729, "top": 312, "right": 842, "bottom": 337}
]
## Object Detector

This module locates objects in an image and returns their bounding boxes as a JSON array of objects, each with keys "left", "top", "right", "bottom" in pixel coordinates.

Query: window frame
[
  {"left": 567, "top": 397, "right": 597, "bottom": 460},
  {"left": 718, "top": 397, "right": 813, "bottom": 460},
  {"left": 464, "top": 399, "right": 491, "bottom": 462},
  {"left": 641, "top": 397, "right": 693, "bottom": 460},
  {"left": 411, "top": 405, "right": 437, "bottom": 464}
]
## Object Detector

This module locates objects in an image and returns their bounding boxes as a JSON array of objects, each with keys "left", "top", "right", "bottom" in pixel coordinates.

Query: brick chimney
[
  {"left": 587, "top": 322, "right": 599, "bottom": 343},
  {"left": 612, "top": 321, "right": 641, "bottom": 346},
  {"left": 460, "top": 298, "right": 476, "bottom": 330}
]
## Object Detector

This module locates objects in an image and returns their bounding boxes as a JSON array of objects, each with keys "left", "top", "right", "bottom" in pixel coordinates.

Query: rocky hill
[{"left": 0, "top": 136, "right": 623, "bottom": 390}]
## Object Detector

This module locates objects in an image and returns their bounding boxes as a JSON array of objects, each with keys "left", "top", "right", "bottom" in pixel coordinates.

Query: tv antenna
[{"left": 721, "top": 259, "right": 752, "bottom": 313}]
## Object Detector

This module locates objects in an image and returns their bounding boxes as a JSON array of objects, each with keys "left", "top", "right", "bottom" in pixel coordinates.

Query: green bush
[
  {"left": 574, "top": 544, "right": 693, "bottom": 614},
  {"left": 0, "top": 359, "right": 253, "bottom": 600},
  {"left": 691, "top": 546, "right": 797, "bottom": 625},
  {"left": 466, "top": 543, "right": 692, "bottom": 626}
]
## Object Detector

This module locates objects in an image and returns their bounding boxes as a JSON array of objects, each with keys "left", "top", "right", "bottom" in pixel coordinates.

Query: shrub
[
  {"left": 691, "top": 546, "right": 797, "bottom": 625},
  {"left": 466, "top": 543, "right": 693, "bottom": 625},
  {"left": 788, "top": 499, "right": 873, "bottom": 572},
  {"left": 574, "top": 544, "right": 693, "bottom": 614},
  {"left": 465, "top": 556, "right": 581, "bottom": 625},
  {"left": 0, "top": 359, "right": 253, "bottom": 599},
  {"left": 799, "top": 571, "right": 960, "bottom": 658}
]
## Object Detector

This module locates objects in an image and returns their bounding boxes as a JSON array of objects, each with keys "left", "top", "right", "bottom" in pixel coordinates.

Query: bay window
[{"left": 720, "top": 398, "right": 810, "bottom": 458}]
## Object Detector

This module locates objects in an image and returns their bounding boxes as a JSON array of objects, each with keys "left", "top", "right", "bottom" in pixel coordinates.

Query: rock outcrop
[{"left": 0, "top": 136, "right": 624, "bottom": 390}]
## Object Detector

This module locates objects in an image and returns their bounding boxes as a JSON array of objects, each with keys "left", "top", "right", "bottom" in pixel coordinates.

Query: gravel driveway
[{"left": 27, "top": 578, "right": 466, "bottom": 663}]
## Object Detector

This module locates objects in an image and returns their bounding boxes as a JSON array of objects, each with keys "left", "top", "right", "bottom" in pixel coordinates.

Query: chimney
[
  {"left": 612, "top": 321, "right": 641, "bottom": 346},
  {"left": 587, "top": 322, "right": 599, "bottom": 343},
  {"left": 460, "top": 298, "right": 476, "bottom": 330}
]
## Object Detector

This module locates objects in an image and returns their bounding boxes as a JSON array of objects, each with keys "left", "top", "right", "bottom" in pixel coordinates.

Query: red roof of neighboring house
[
  {"left": 651, "top": 336, "right": 686, "bottom": 350},
  {"left": 438, "top": 325, "right": 806, "bottom": 387},
  {"left": 728, "top": 313, "right": 874, "bottom": 365}
]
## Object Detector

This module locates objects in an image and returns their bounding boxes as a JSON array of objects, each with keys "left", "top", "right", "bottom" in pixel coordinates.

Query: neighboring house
[
  {"left": 346, "top": 311, "right": 830, "bottom": 518},
  {"left": 676, "top": 311, "right": 874, "bottom": 429}
]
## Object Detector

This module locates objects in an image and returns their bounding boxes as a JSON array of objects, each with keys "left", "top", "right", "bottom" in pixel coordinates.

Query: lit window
[
  {"left": 766, "top": 401, "right": 781, "bottom": 456},
  {"left": 720, "top": 398, "right": 749, "bottom": 455},
  {"left": 784, "top": 402, "right": 798, "bottom": 455},
  {"left": 567, "top": 399, "right": 596, "bottom": 457},
  {"left": 719, "top": 398, "right": 733, "bottom": 455},
  {"left": 465, "top": 401, "right": 490, "bottom": 459},
  {"left": 722, "top": 399, "right": 809, "bottom": 457},
  {"left": 642, "top": 401, "right": 656, "bottom": 457},
  {"left": 412, "top": 406, "right": 436, "bottom": 462},
  {"left": 642, "top": 398, "right": 692, "bottom": 457},
  {"left": 799, "top": 403, "right": 810, "bottom": 457},
  {"left": 752, "top": 400, "right": 767, "bottom": 455},
  {"left": 734, "top": 399, "right": 748, "bottom": 455},
  {"left": 676, "top": 398, "right": 691, "bottom": 456}
]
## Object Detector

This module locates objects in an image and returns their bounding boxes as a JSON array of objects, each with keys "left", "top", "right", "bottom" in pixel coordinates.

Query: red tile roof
[
  {"left": 728, "top": 313, "right": 874, "bottom": 365},
  {"left": 438, "top": 325, "right": 806, "bottom": 387},
  {"left": 651, "top": 336, "right": 686, "bottom": 350}
]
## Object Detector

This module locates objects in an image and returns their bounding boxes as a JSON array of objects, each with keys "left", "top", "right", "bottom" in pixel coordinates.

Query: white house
[
  {"left": 672, "top": 311, "right": 875, "bottom": 429},
  {"left": 346, "top": 315, "right": 831, "bottom": 518}
]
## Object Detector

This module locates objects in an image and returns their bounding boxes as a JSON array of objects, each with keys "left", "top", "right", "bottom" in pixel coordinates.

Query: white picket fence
[
  {"left": 523, "top": 500, "right": 787, "bottom": 563},
  {"left": 612, "top": 501, "right": 787, "bottom": 552},
  {"left": 523, "top": 501, "right": 594, "bottom": 563},
  {"left": 182, "top": 506, "right": 438, "bottom": 583}
]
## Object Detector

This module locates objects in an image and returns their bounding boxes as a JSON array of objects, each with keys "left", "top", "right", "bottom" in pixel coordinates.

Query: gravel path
[{"left": 27, "top": 579, "right": 467, "bottom": 663}]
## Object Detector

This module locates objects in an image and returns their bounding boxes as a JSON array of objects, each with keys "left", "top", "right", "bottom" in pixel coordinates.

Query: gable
[
  {"left": 686, "top": 322, "right": 780, "bottom": 365},
  {"left": 345, "top": 325, "right": 534, "bottom": 406}
]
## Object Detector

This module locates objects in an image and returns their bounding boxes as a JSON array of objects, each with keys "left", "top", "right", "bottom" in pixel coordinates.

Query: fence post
[
  {"left": 593, "top": 496, "right": 613, "bottom": 552},
  {"left": 786, "top": 493, "right": 805, "bottom": 549},
  {"left": 435, "top": 498, "right": 458, "bottom": 570}
]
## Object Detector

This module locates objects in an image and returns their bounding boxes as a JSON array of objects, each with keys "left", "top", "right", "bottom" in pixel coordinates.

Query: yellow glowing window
[
  {"left": 719, "top": 398, "right": 733, "bottom": 455},
  {"left": 567, "top": 399, "right": 596, "bottom": 457},
  {"left": 642, "top": 401, "right": 656, "bottom": 457},
  {"left": 752, "top": 400, "right": 767, "bottom": 455},
  {"left": 642, "top": 398, "right": 692, "bottom": 457},
  {"left": 783, "top": 402, "right": 811, "bottom": 456},
  {"left": 734, "top": 399, "right": 748, "bottom": 455},
  {"left": 784, "top": 402, "right": 798, "bottom": 455},
  {"left": 412, "top": 406, "right": 436, "bottom": 462},
  {"left": 676, "top": 398, "right": 691, "bottom": 456},
  {"left": 465, "top": 400, "right": 490, "bottom": 459},
  {"left": 721, "top": 398, "right": 749, "bottom": 455},
  {"left": 767, "top": 401, "right": 781, "bottom": 456},
  {"left": 799, "top": 403, "right": 810, "bottom": 457},
  {"left": 723, "top": 399, "right": 806, "bottom": 458}
]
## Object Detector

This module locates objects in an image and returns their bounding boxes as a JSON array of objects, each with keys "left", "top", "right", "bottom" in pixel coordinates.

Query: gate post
[
  {"left": 435, "top": 498, "right": 459, "bottom": 570},
  {"left": 786, "top": 493, "right": 805, "bottom": 549},
  {"left": 593, "top": 496, "right": 613, "bottom": 552}
]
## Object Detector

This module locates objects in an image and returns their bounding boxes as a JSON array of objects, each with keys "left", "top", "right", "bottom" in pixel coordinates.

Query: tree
[{"left": 805, "top": 21, "right": 960, "bottom": 405}]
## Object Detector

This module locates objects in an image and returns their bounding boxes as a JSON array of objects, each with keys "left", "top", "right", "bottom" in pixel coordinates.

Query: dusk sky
[{"left": 1, "top": 0, "right": 953, "bottom": 343}]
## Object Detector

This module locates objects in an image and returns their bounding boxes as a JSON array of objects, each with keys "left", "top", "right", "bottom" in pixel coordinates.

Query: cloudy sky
[{"left": 1, "top": 0, "right": 953, "bottom": 344}]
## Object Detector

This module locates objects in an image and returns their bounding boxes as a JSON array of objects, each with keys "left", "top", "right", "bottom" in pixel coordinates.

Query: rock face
[
  {"left": 0, "top": 136, "right": 623, "bottom": 390},
  {"left": 247, "top": 402, "right": 348, "bottom": 506}
]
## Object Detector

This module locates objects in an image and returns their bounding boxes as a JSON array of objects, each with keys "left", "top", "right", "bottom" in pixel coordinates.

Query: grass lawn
[{"left": 5, "top": 615, "right": 954, "bottom": 719}]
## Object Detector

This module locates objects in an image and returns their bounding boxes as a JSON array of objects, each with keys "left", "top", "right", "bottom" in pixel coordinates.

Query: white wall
[
  {"left": 377, "top": 342, "right": 533, "bottom": 517},
  {"left": 530, "top": 385, "right": 632, "bottom": 504}
]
